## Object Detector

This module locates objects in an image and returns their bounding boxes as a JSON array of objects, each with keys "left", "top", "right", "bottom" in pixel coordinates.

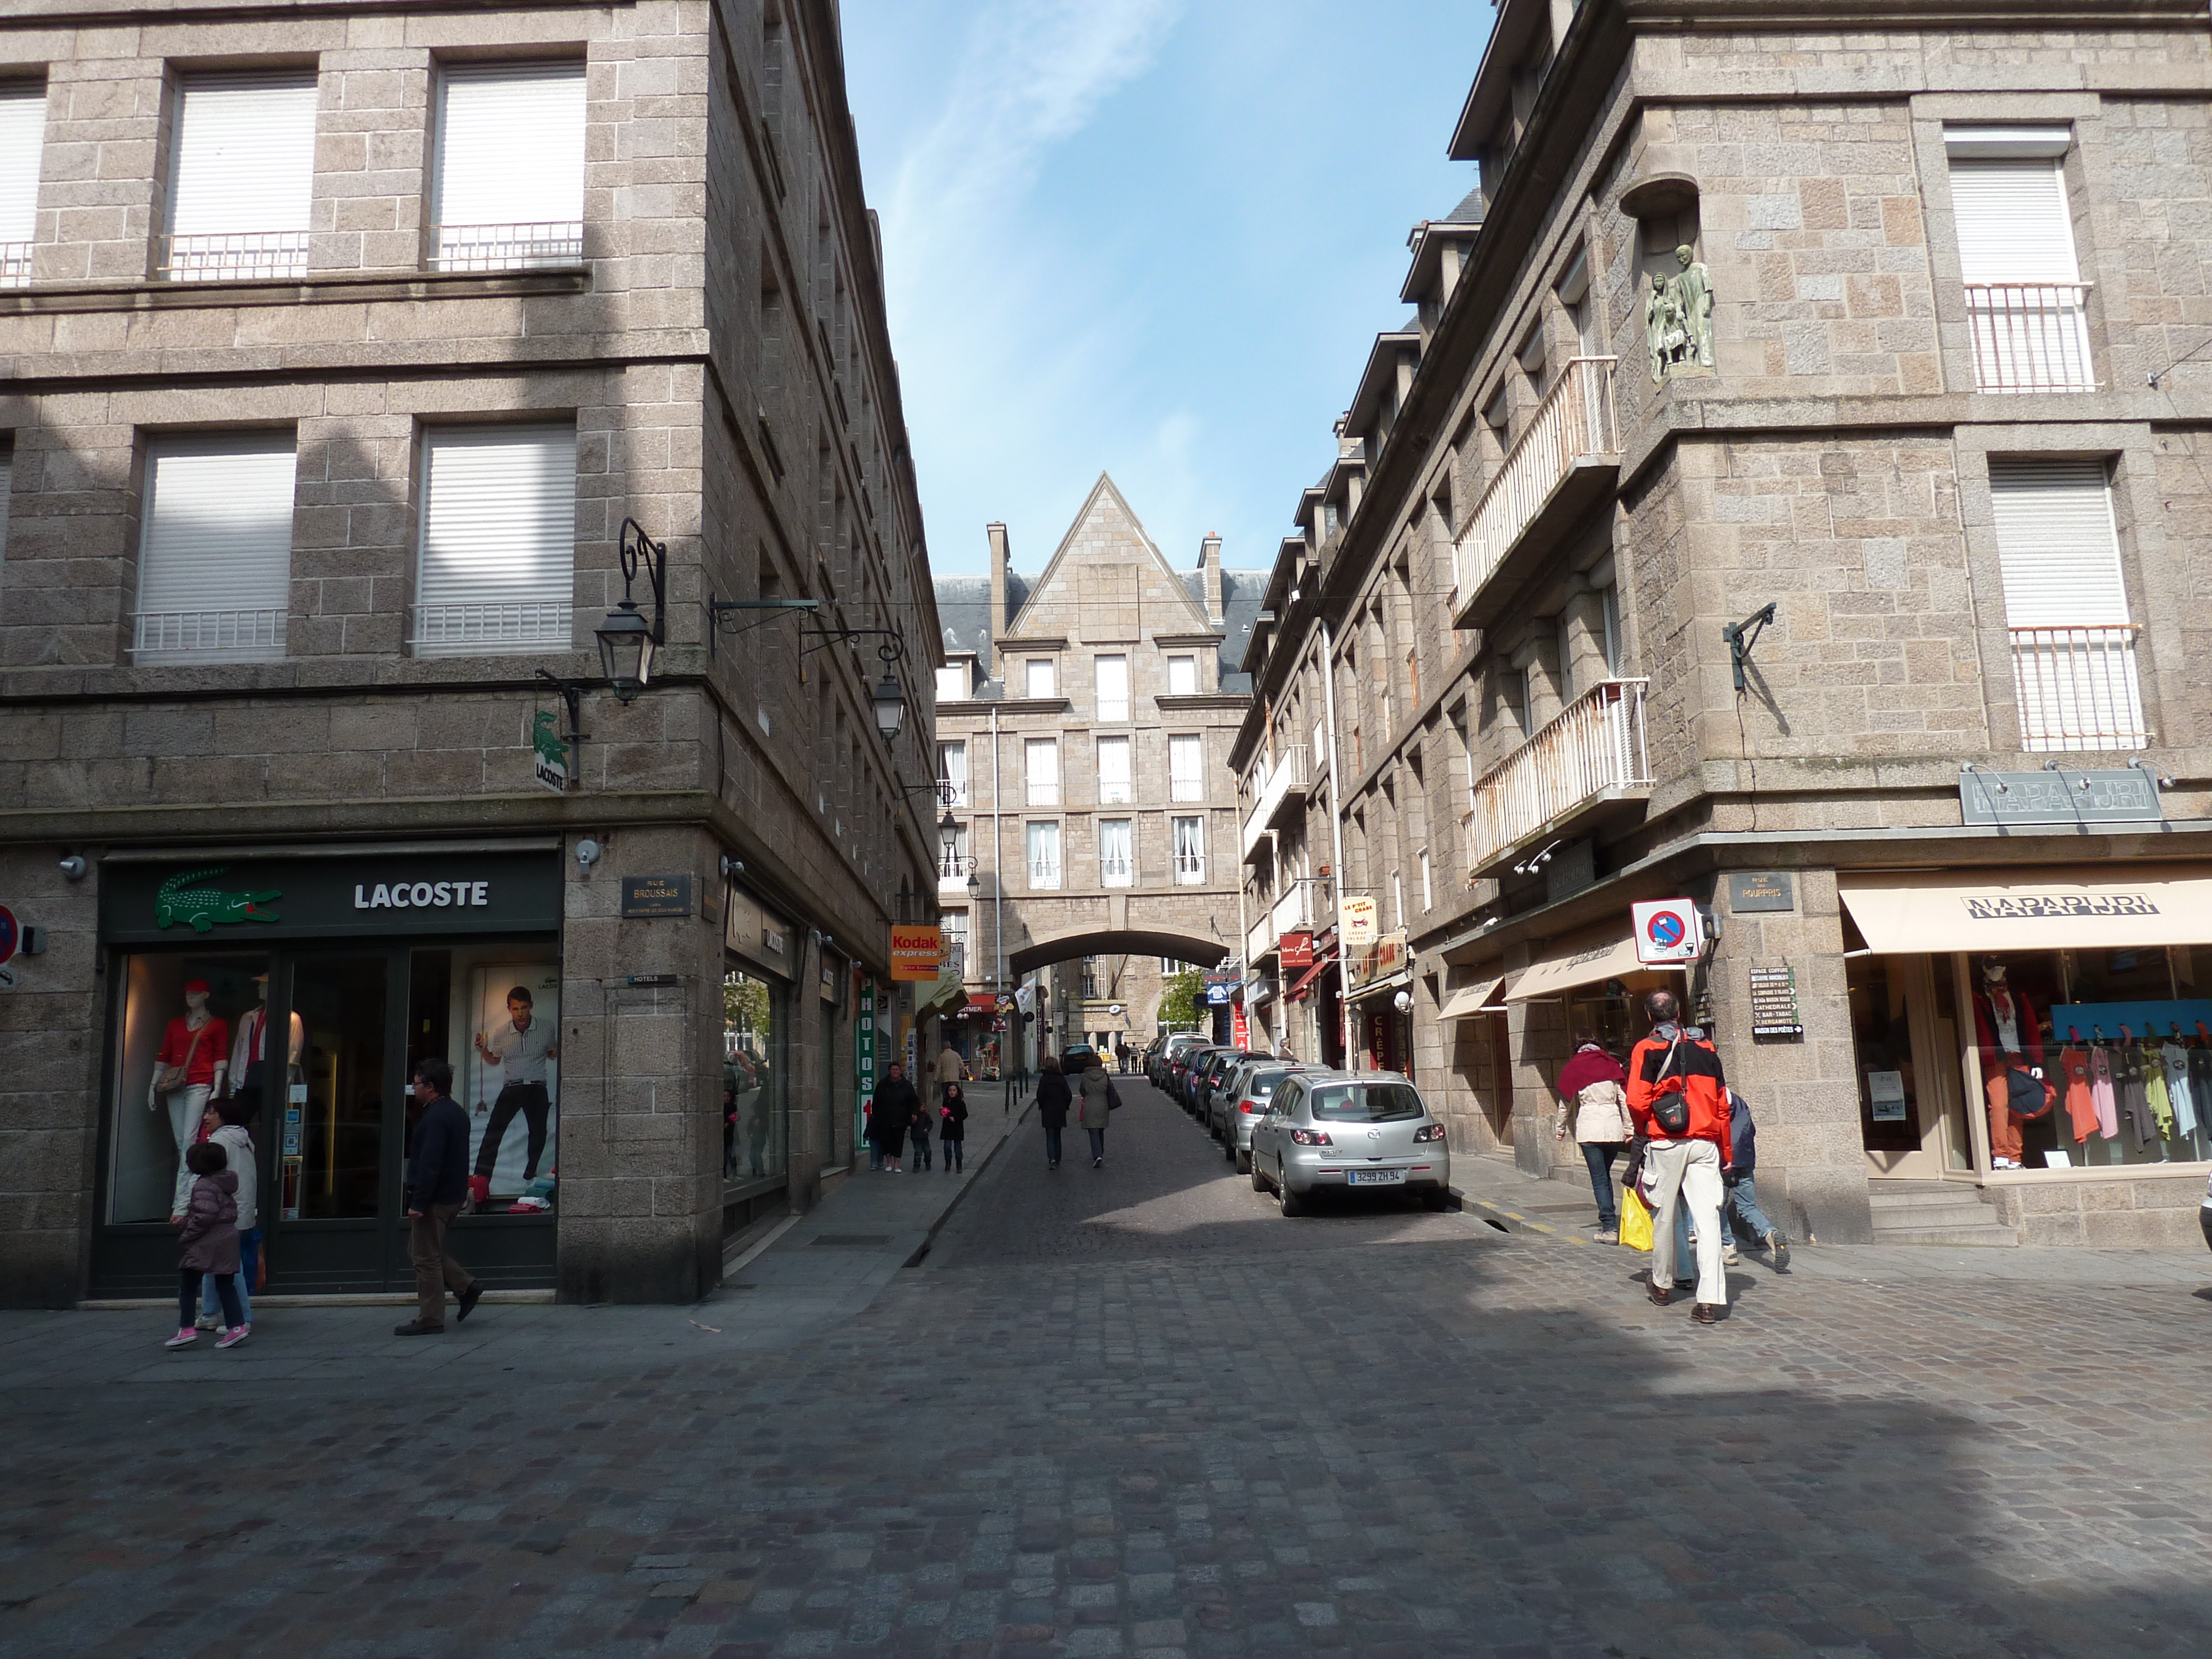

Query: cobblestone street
[{"left": 7, "top": 1077, "right": 2212, "bottom": 1658}]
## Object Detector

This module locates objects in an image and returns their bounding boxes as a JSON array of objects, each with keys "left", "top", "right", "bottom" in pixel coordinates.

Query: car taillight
[
  {"left": 1239, "top": 1100, "right": 1259, "bottom": 1114},
  {"left": 1290, "top": 1127, "right": 1332, "bottom": 1146},
  {"left": 1413, "top": 1123, "right": 1446, "bottom": 1143}
]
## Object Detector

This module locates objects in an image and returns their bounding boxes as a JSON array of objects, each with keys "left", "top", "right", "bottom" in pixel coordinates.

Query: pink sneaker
[
  {"left": 164, "top": 1327, "right": 197, "bottom": 1348},
  {"left": 215, "top": 1325, "right": 251, "bottom": 1350}
]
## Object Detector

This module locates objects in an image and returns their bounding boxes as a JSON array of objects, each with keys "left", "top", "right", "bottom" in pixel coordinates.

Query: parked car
[
  {"left": 1215, "top": 1062, "right": 1302, "bottom": 1172},
  {"left": 1189, "top": 1048, "right": 1239, "bottom": 1115},
  {"left": 1152, "top": 1032, "right": 1204, "bottom": 1088},
  {"left": 1206, "top": 1056, "right": 1271, "bottom": 1141},
  {"left": 1249, "top": 1071, "right": 1451, "bottom": 1215}
]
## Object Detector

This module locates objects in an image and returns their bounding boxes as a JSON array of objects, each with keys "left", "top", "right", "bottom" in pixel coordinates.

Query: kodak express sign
[{"left": 890, "top": 924, "right": 943, "bottom": 982}]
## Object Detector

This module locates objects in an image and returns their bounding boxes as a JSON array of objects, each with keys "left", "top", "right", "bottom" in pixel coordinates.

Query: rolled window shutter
[
  {"left": 1988, "top": 459, "right": 2126, "bottom": 628},
  {"left": 134, "top": 434, "right": 296, "bottom": 663},
  {"left": 0, "top": 87, "right": 45, "bottom": 249},
  {"left": 169, "top": 77, "right": 317, "bottom": 238},
  {"left": 414, "top": 425, "right": 576, "bottom": 655},
  {"left": 435, "top": 64, "right": 586, "bottom": 228},
  {"left": 1947, "top": 158, "right": 2079, "bottom": 284},
  {"left": 0, "top": 441, "right": 12, "bottom": 564}
]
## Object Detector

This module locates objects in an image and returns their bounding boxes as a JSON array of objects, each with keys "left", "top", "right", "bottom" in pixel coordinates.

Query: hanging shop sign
[
  {"left": 1204, "top": 982, "right": 1232, "bottom": 1007},
  {"left": 855, "top": 977, "right": 878, "bottom": 1145},
  {"left": 890, "top": 923, "right": 943, "bottom": 982},
  {"left": 1280, "top": 931, "right": 1316, "bottom": 969},
  {"left": 531, "top": 708, "right": 570, "bottom": 793},
  {"left": 724, "top": 885, "right": 796, "bottom": 979},
  {"left": 1347, "top": 930, "right": 1409, "bottom": 994},
  {"left": 1958, "top": 768, "right": 2162, "bottom": 827},
  {"left": 101, "top": 852, "right": 560, "bottom": 945},
  {"left": 1339, "top": 896, "right": 1379, "bottom": 945},
  {"left": 621, "top": 873, "right": 694, "bottom": 918},
  {"left": 1632, "top": 898, "right": 1704, "bottom": 966}
]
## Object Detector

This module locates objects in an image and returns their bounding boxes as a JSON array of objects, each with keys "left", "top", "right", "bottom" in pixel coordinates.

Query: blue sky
[{"left": 841, "top": 0, "right": 1495, "bottom": 580}]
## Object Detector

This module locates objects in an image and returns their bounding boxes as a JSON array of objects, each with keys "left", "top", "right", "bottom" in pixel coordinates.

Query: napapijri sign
[{"left": 1961, "top": 893, "right": 2160, "bottom": 921}]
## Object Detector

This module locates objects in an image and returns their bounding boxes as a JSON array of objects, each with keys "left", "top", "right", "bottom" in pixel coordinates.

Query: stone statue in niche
[{"left": 1643, "top": 243, "right": 1714, "bottom": 382}]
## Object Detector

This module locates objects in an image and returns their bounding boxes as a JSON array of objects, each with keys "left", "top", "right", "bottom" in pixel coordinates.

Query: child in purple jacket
[{"left": 167, "top": 1141, "right": 249, "bottom": 1350}]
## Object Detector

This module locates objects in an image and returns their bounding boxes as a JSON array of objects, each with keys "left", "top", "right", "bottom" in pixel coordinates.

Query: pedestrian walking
[
  {"left": 870, "top": 1062, "right": 920, "bottom": 1173},
  {"left": 1719, "top": 1088, "right": 1789, "bottom": 1269},
  {"left": 939, "top": 1082, "right": 969, "bottom": 1172},
  {"left": 933, "top": 1039, "right": 964, "bottom": 1104},
  {"left": 1077, "top": 1056, "right": 1114, "bottom": 1167},
  {"left": 1625, "top": 990, "right": 1733, "bottom": 1324},
  {"left": 195, "top": 1097, "right": 260, "bottom": 1331},
  {"left": 910, "top": 1093, "right": 935, "bottom": 1170},
  {"left": 1035, "top": 1055, "right": 1072, "bottom": 1169},
  {"left": 394, "top": 1057, "right": 484, "bottom": 1337},
  {"left": 165, "top": 1140, "right": 249, "bottom": 1349},
  {"left": 1554, "top": 1033, "right": 1631, "bottom": 1244}
]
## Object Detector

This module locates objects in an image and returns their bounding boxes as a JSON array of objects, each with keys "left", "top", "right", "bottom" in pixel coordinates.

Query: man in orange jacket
[{"left": 1625, "top": 989, "right": 1732, "bottom": 1323}]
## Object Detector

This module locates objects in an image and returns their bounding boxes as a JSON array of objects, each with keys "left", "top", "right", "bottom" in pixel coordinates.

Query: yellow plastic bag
[{"left": 1619, "top": 1188, "right": 1655, "bottom": 1253}]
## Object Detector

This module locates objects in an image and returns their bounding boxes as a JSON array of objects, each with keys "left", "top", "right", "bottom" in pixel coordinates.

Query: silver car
[
  {"left": 1249, "top": 1071, "right": 1452, "bottom": 1215},
  {"left": 1215, "top": 1063, "right": 1303, "bottom": 1172}
]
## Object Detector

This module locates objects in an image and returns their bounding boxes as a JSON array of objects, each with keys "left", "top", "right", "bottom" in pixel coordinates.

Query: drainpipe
[
  {"left": 1318, "top": 618, "right": 1356, "bottom": 1072},
  {"left": 990, "top": 702, "right": 1005, "bottom": 1060}
]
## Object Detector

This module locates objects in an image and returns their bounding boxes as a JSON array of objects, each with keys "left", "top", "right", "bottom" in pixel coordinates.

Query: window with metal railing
[
  {"left": 1097, "top": 734, "right": 1131, "bottom": 805},
  {"left": 1025, "top": 738, "right": 1059, "bottom": 806},
  {"left": 1026, "top": 822, "right": 1061, "bottom": 890},
  {"left": 412, "top": 424, "right": 577, "bottom": 656},
  {"left": 1170, "top": 734, "right": 1204, "bottom": 802},
  {"left": 160, "top": 75, "right": 317, "bottom": 283},
  {"left": 131, "top": 433, "right": 297, "bottom": 666},
  {"left": 0, "top": 85, "right": 45, "bottom": 287},
  {"left": 1172, "top": 816, "right": 1205, "bottom": 885},
  {"left": 1947, "top": 130, "right": 2095, "bottom": 393},
  {"left": 1990, "top": 458, "right": 2145, "bottom": 750},
  {"left": 430, "top": 64, "right": 587, "bottom": 273},
  {"left": 1099, "top": 819, "right": 1134, "bottom": 888},
  {"left": 937, "top": 740, "right": 968, "bottom": 807}
]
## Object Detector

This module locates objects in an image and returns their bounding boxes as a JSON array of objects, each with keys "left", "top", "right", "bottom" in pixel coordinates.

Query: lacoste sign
[{"left": 156, "top": 867, "right": 281, "bottom": 932}]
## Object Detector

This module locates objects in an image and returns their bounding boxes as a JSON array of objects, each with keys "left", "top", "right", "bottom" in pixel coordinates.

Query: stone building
[
  {"left": 1235, "top": 0, "right": 2212, "bottom": 1247},
  {"left": 931, "top": 476, "right": 1264, "bottom": 1066},
  {"left": 0, "top": 0, "right": 943, "bottom": 1306}
]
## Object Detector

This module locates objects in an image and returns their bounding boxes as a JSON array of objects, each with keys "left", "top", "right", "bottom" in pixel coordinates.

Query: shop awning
[
  {"left": 1505, "top": 932, "right": 1678, "bottom": 1002},
  {"left": 1438, "top": 977, "right": 1506, "bottom": 1020},
  {"left": 1285, "top": 958, "right": 1332, "bottom": 1001},
  {"left": 1839, "top": 867, "right": 2212, "bottom": 954}
]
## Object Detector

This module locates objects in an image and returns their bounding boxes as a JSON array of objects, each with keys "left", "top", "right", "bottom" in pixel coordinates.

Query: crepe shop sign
[{"left": 354, "top": 880, "right": 493, "bottom": 911}]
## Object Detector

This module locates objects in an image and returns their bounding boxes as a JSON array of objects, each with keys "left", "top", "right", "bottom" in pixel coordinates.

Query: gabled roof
[{"left": 1006, "top": 472, "right": 1213, "bottom": 639}]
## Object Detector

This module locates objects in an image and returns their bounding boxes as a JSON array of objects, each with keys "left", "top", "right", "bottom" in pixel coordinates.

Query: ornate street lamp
[{"left": 595, "top": 518, "right": 667, "bottom": 703}]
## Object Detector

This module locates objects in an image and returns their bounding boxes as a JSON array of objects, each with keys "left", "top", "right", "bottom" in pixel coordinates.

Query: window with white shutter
[
  {"left": 431, "top": 63, "right": 586, "bottom": 271},
  {"left": 1945, "top": 131, "right": 2093, "bottom": 392},
  {"left": 0, "top": 86, "right": 44, "bottom": 286},
  {"left": 1170, "top": 734, "right": 1204, "bottom": 802},
  {"left": 1025, "top": 737, "right": 1059, "bottom": 806},
  {"left": 1097, "top": 735, "right": 1131, "bottom": 804},
  {"left": 1094, "top": 654, "right": 1128, "bottom": 721},
  {"left": 935, "top": 665, "right": 968, "bottom": 703},
  {"left": 413, "top": 425, "right": 576, "bottom": 656},
  {"left": 1989, "top": 457, "right": 2143, "bottom": 752},
  {"left": 1167, "top": 654, "right": 1198, "bottom": 696},
  {"left": 133, "top": 432, "right": 296, "bottom": 663},
  {"left": 161, "top": 76, "right": 317, "bottom": 281},
  {"left": 1098, "top": 818, "right": 1133, "bottom": 888},
  {"left": 1024, "top": 658, "right": 1054, "bottom": 699}
]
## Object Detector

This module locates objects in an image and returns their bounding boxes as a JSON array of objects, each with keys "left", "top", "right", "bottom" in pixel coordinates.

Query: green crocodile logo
[{"left": 155, "top": 867, "right": 282, "bottom": 932}]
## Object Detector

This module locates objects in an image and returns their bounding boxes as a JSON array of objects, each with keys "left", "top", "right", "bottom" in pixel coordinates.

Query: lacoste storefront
[{"left": 92, "top": 846, "right": 565, "bottom": 1298}]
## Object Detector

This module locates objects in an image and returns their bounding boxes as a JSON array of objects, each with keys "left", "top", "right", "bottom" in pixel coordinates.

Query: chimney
[
  {"left": 987, "top": 521, "right": 1011, "bottom": 676},
  {"left": 1200, "top": 532, "right": 1224, "bottom": 628}
]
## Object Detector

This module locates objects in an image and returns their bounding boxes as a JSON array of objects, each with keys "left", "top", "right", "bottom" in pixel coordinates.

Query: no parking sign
[{"left": 1631, "top": 898, "right": 1703, "bottom": 966}]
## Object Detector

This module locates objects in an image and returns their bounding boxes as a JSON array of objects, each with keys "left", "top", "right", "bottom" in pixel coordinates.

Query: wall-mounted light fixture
[
  {"left": 594, "top": 518, "right": 669, "bottom": 703},
  {"left": 1960, "top": 761, "right": 2007, "bottom": 794}
]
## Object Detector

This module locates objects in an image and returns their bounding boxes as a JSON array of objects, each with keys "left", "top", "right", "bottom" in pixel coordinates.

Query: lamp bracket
[
  {"left": 705, "top": 596, "right": 821, "bottom": 658},
  {"left": 618, "top": 518, "right": 669, "bottom": 644},
  {"left": 1721, "top": 602, "right": 1778, "bottom": 693},
  {"left": 801, "top": 625, "right": 907, "bottom": 664}
]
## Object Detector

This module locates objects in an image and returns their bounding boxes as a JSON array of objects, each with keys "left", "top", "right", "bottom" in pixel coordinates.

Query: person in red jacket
[{"left": 1625, "top": 989, "right": 1733, "bottom": 1323}]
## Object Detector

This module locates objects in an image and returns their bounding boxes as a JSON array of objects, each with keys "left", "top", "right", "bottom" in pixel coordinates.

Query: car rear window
[
  {"left": 1308, "top": 1082, "right": 1426, "bottom": 1122},
  {"left": 1244, "top": 1070, "right": 1294, "bottom": 1098}
]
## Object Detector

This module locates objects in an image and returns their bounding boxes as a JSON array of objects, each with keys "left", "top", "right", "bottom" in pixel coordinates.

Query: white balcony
[
  {"left": 0, "top": 241, "right": 29, "bottom": 288},
  {"left": 430, "top": 221, "right": 585, "bottom": 272},
  {"left": 1450, "top": 357, "right": 1620, "bottom": 631},
  {"left": 412, "top": 601, "right": 573, "bottom": 656},
  {"left": 1965, "top": 283, "right": 2095, "bottom": 393},
  {"left": 1469, "top": 678, "right": 1652, "bottom": 877},
  {"left": 1246, "top": 913, "right": 1275, "bottom": 964},
  {"left": 2011, "top": 625, "right": 2146, "bottom": 752},
  {"left": 132, "top": 607, "right": 286, "bottom": 665},
  {"left": 1239, "top": 743, "right": 1311, "bottom": 862},
  {"left": 157, "top": 229, "right": 309, "bottom": 282}
]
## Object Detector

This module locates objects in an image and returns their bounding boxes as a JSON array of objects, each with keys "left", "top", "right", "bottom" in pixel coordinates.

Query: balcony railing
[
  {"left": 430, "top": 222, "right": 586, "bottom": 272},
  {"left": 1100, "top": 854, "right": 1134, "bottom": 888},
  {"left": 132, "top": 607, "right": 287, "bottom": 661},
  {"left": 1027, "top": 860, "right": 1061, "bottom": 890},
  {"left": 2011, "top": 625, "right": 2146, "bottom": 752},
  {"left": 1026, "top": 779, "right": 1059, "bottom": 807},
  {"left": 1246, "top": 914, "right": 1274, "bottom": 963},
  {"left": 411, "top": 601, "right": 573, "bottom": 655},
  {"left": 1270, "top": 884, "right": 1314, "bottom": 938},
  {"left": 1239, "top": 743, "right": 1311, "bottom": 860},
  {"left": 938, "top": 774, "right": 968, "bottom": 807},
  {"left": 158, "top": 230, "right": 309, "bottom": 282},
  {"left": 0, "top": 241, "right": 29, "bottom": 287},
  {"left": 1965, "top": 283, "right": 2095, "bottom": 393},
  {"left": 1469, "top": 678, "right": 1651, "bottom": 872},
  {"left": 1452, "top": 356, "right": 1619, "bottom": 614}
]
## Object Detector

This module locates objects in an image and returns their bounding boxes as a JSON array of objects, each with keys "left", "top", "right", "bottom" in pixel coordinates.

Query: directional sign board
[{"left": 1631, "top": 898, "right": 1703, "bottom": 966}]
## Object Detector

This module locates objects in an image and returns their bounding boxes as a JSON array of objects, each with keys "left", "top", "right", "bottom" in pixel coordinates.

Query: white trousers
[
  {"left": 165, "top": 1083, "right": 211, "bottom": 1217},
  {"left": 1647, "top": 1138, "right": 1727, "bottom": 1306}
]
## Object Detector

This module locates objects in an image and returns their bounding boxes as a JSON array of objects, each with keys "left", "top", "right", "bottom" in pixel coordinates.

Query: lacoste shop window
[
  {"left": 724, "top": 884, "right": 797, "bottom": 1230},
  {"left": 95, "top": 850, "right": 565, "bottom": 1298}
]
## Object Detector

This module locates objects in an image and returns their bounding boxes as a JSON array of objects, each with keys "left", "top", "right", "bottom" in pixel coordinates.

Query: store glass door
[{"left": 272, "top": 951, "right": 404, "bottom": 1291}]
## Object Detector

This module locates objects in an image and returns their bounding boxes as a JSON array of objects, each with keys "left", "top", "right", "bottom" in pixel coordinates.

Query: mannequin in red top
[
  {"left": 1970, "top": 958, "right": 2041, "bottom": 1171},
  {"left": 150, "top": 980, "right": 229, "bottom": 1218}
]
